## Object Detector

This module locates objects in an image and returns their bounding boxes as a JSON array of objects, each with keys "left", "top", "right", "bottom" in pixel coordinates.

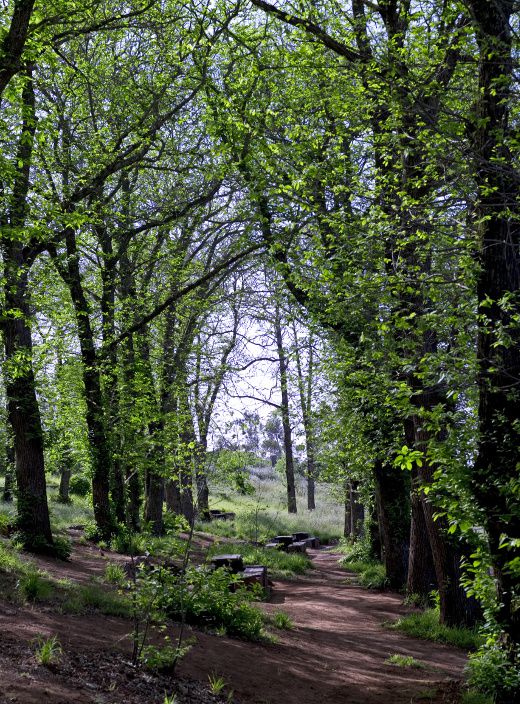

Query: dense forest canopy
[{"left": 0, "top": 0, "right": 519, "bottom": 701}]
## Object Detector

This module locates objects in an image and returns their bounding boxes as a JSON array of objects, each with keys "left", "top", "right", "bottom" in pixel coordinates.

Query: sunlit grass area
[{"left": 196, "top": 468, "right": 344, "bottom": 544}]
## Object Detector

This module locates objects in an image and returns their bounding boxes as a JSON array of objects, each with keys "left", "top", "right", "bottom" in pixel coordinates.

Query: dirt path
[
  {"left": 0, "top": 545, "right": 467, "bottom": 704},
  {"left": 178, "top": 549, "right": 467, "bottom": 704}
]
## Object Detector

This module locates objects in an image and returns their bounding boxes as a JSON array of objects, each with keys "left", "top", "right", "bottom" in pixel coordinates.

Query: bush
[
  {"left": 0, "top": 512, "right": 12, "bottom": 537},
  {"left": 110, "top": 526, "right": 146, "bottom": 555},
  {"left": 466, "top": 643, "right": 520, "bottom": 700},
  {"left": 162, "top": 565, "right": 264, "bottom": 640},
  {"left": 69, "top": 475, "right": 91, "bottom": 497},
  {"left": 163, "top": 512, "right": 190, "bottom": 534},
  {"left": 104, "top": 562, "right": 126, "bottom": 585}
]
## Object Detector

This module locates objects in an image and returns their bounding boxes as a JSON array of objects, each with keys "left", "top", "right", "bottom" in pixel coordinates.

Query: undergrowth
[{"left": 388, "top": 608, "right": 483, "bottom": 651}]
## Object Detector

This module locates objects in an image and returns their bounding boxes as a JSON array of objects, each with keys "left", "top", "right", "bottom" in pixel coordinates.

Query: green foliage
[
  {"left": 141, "top": 642, "right": 192, "bottom": 673},
  {"left": 69, "top": 475, "right": 91, "bottom": 497},
  {"left": 34, "top": 635, "right": 62, "bottom": 666},
  {"left": 62, "top": 583, "right": 131, "bottom": 617},
  {"left": 389, "top": 608, "right": 483, "bottom": 651},
  {"left": 208, "top": 673, "right": 226, "bottom": 695},
  {"left": 18, "top": 570, "right": 54, "bottom": 601},
  {"left": 461, "top": 692, "right": 494, "bottom": 704},
  {"left": 385, "top": 654, "right": 424, "bottom": 668},
  {"left": 104, "top": 562, "right": 126, "bottom": 585},
  {"left": 110, "top": 526, "right": 146, "bottom": 555},
  {"left": 0, "top": 512, "right": 12, "bottom": 536},
  {"left": 163, "top": 512, "right": 190, "bottom": 534},
  {"left": 163, "top": 566, "right": 264, "bottom": 640},
  {"left": 271, "top": 611, "right": 294, "bottom": 630},
  {"left": 339, "top": 540, "right": 388, "bottom": 590},
  {"left": 466, "top": 643, "right": 520, "bottom": 700}
]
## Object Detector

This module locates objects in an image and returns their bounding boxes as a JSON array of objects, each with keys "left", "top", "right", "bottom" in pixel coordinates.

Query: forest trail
[
  {"left": 178, "top": 548, "right": 467, "bottom": 704},
  {"left": 0, "top": 544, "right": 467, "bottom": 704}
]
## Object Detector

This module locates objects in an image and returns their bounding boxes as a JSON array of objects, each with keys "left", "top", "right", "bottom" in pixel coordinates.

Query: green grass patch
[
  {"left": 195, "top": 477, "right": 343, "bottom": 545},
  {"left": 206, "top": 542, "right": 311, "bottom": 579},
  {"left": 62, "top": 582, "right": 131, "bottom": 617},
  {"left": 461, "top": 693, "right": 494, "bottom": 704},
  {"left": 339, "top": 556, "right": 387, "bottom": 590},
  {"left": 388, "top": 608, "right": 483, "bottom": 651},
  {"left": 385, "top": 653, "right": 425, "bottom": 668},
  {"left": 270, "top": 611, "right": 294, "bottom": 630},
  {"left": 18, "top": 570, "right": 55, "bottom": 601}
]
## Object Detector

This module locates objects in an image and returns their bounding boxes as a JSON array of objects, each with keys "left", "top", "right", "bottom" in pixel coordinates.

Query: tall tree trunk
[
  {"left": 350, "top": 481, "right": 364, "bottom": 537},
  {"left": 374, "top": 459, "right": 410, "bottom": 589},
  {"left": 274, "top": 302, "right": 297, "bottom": 513},
  {"left": 194, "top": 437, "right": 210, "bottom": 518},
  {"left": 2, "top": 437, "right": 15, "bottom": 502},
  {"left": 2, "top": 256, "right": 53, "bottom": 549},
  {"left": 144, "top": 418, "right": 165, "bottom": 536},
  {"left": 0, "top": 67, "right": 52, "bottom": 551},
  {"left": 99, "top": 225, "right": 125, "bottom": 524},
  {"left": 344, "top": 479, "right": 352, "bottom": 539},
  {"left": 52, "top": 231, "right": 113, "bottom": 539},
  {"left": 58, "top": 466, "right": 71, "bottom": 503},
  {"left": 292, "top": 322, "right": 317, "bottom": 510},
  {"left": 466, "top": 0, "right": 520, "bottom": 667},
  {"left": 406, "top": 468, "right": 437, "bottom": 599}
]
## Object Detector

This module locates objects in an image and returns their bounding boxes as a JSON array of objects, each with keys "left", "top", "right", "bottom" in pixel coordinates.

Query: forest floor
[{"left": 0, "top": 535, "right": 468, "bottom": 704}]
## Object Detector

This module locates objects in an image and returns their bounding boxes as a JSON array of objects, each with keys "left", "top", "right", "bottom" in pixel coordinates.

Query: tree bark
[
  {"left": 52, "top": 231, "right": 114, "bottom": 539},
  {"left": 274, "top": 301, "right": 297, "bottom": 513},
  {"left": 406, "top": 468, "right": 437, "bottom": 599},
  {"left": 2, "top": 439, "right": 15, "bottom": 502},
  {"left": 0, "top": 69, "right": 53, "bottom": 550},
  {"left": 465, "top": 0, "right": 520, "bottom": 665},
  {"left": 374, "top": 459, "right": 410, "bottom": 589}
]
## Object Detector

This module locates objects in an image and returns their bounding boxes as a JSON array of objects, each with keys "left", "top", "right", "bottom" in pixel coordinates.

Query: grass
[
  {"left": 208, "top": 673, "right": 226, "bottom": 695},
  {"left": 206, "top": 542, "right": 311, "bottom": 579},
  {"left": 270, "top": 611, "right": 294, "bottom": 630},
  {"left": 339, "top": 557, "right": 388, "bottom": 589},
  {"left": 461, "top": 693, "right": 494, "bottom": 704},
  {"left": 18, "top": 570, "right": 55, "bottom": 601},
  {"left": 104, "top": 562, "right": 126, "bottom": 585},
  {"left": 34, "top": 635, "right": 62, "bottom": 666},
  {"left": 388, "top": 608, "right": 483, "bottom": 651},
  {"left": 61, "top": 582, "right": 131, "bottom": 617},
  {"left": 195, "top": 473, "right": 343, "bottom": 545},
  {"left": 385, "top": 653, "right": 425, "bottom": 668}
]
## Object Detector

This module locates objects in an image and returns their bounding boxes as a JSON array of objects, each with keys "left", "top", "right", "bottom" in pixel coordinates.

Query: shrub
[
  {"left": 466, "top": 643, "right": 520, "bottom": 700},
  {"left": 69, "top": 475, "right": 91, "bottom": 497},
  {"left": 111, "top": 526, "right": 146, "bottom": 555},
  {"left": 163, "top": 566, "right": 264, "bottom": 640},
  {"left": 163, "top": 512, "right": 190, "bottom": 534},
  {"left": 0, "top": 512, "right": 12, "bottom": 537}
]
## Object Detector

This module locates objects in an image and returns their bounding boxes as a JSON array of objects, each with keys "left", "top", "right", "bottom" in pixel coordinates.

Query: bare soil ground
[{"left": 0, "top": 540, "right": 467, "bottom": 704}]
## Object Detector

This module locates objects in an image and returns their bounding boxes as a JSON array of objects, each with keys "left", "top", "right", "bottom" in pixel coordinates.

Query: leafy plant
[
  {"left": 69, "top": 475, "right": 91, "bottom": 497},
  {"left": 163, "top": 566, "right": 264, "bottom": 640}
]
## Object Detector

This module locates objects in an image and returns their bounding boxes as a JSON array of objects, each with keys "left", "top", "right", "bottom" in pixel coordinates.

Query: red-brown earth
[{"left": 0, "top": 537, "right": 468, "bottom": 704}]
